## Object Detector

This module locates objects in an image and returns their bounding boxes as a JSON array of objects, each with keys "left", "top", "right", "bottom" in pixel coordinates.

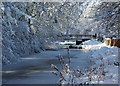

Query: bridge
[
  {"left": 59, "top": 34, "right": 95, "bottom": 37},
  {"left": 58, "top": 34, "right": 96, "bottom": 40},
  {"left": 57, "top": 34, "right": 97, "bottom": 45}
]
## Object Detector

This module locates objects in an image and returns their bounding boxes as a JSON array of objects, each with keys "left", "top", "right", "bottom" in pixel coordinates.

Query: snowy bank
[
  {"left": 52, "top": 39, "right": 119, "bottom": 84},
  {"left": 84, "top": 40, "right": 119, "bottom": 84}
]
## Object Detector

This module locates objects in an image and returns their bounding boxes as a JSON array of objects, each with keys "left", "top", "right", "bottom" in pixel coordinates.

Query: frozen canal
[{"left": 3, "top": 48, "right": 90, "bottom": 84}]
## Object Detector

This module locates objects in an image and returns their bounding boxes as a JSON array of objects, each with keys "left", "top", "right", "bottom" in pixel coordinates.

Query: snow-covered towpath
[{"left": 3, "top": 48, "right": 90, "bottom": 84}]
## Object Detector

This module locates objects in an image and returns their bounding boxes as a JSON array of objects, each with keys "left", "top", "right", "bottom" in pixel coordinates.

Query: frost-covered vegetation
[
  {"left": 1, "top": 2, "right": 84, "bottom": 64},
  {"left": 1, "top": 1, "right": 119, "bottom": 64}
]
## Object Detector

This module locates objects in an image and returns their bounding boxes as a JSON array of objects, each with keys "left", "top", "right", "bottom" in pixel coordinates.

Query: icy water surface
[{"left": 3, "top": 49, "right": 90, "bottom": 84}]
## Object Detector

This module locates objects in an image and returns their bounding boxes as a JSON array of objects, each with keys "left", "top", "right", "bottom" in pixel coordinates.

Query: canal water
[{"left": 3, "top": 48, "right": 90, "bottom": 84}]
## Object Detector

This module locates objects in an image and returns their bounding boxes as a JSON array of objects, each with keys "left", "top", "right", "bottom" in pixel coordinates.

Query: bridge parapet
[{"left": 58, "top": 34, "right": 95, "bottom": 37}]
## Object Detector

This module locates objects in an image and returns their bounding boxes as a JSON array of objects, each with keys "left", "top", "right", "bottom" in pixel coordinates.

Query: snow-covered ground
[
  {"left": 54, "top": 39, "right": 119, "bottom": 84},
  {"left": 83, "top": 40, "right": 119, "bottom": 84},
  {"left": 3, "top": 39, "right": 119, "bottom": 84}
]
